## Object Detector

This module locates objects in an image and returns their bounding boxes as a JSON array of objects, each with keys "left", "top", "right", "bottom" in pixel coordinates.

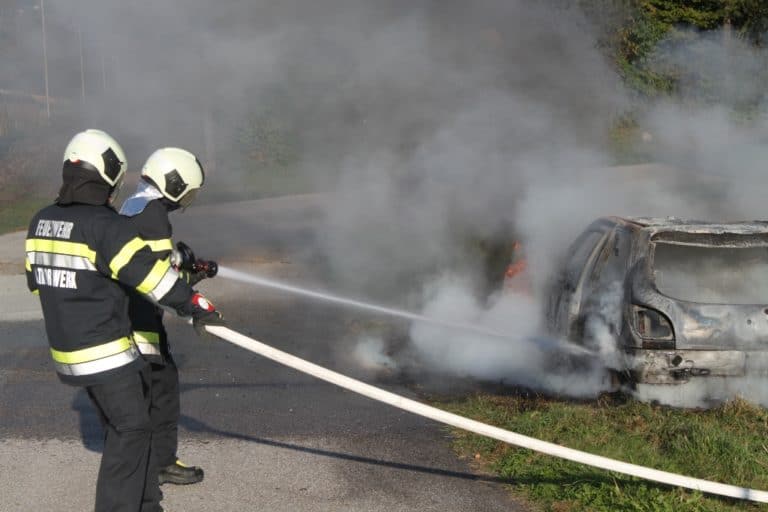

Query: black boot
[{"left": 158, "top": 460, "right": 204, "bottom": 485}]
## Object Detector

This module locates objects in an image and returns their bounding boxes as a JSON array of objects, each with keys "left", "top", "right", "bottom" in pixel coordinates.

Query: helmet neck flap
[{"left": 56, "top": 161, "right": 112, "bottom": 206}]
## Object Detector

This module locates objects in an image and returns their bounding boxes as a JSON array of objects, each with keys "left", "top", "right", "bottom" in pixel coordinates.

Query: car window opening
[{"left": 653, "top": 242, "right": 768, "bottom": 305}]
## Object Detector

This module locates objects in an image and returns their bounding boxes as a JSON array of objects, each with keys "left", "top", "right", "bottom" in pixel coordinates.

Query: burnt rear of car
[{"left": 626, "top": 226, "right": 768, "bottom": 385}]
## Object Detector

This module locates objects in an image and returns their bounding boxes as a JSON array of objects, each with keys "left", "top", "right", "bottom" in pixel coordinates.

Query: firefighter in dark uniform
[
  {"left": 119, "top": 147, "right": 213, "bottom": 485},
  {"left": 25, "top": 129, "right": 224, "bottom": 512}
]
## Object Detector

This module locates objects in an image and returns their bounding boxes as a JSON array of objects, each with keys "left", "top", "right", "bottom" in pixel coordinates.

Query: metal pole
[
  {"left": 40, "top": 0, "right": 50, "bottom": 119},
  {"left": 78, "top": 25, "right": 85, "bottom": 103},
  {"left": 111, "top": 55, "right": 118, "bottom": 94},
  {"left": 200, "top": 36, "right": 215, "bottom": 172},
  {"left": 101, "top": 54, "right": 106, "bottom": 93}
]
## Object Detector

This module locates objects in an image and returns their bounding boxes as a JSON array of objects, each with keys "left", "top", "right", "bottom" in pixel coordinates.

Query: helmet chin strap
[
  {"left": 162, "top": 197, "right": 182, "bottom": 212},
  {"left": 108, "top": 178, "right": 125, "bottom": 205},
  {"left": 176, "top": 187, "right": 199, "bottom": 212}
]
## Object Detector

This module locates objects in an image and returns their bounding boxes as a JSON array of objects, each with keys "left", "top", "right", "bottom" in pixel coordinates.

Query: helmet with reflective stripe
[
  {"left": 62, "top": 129, "right": 127, "bottom": 190},
  {"left": 141, "top": 147, "right": 205, "bottom": 208}
]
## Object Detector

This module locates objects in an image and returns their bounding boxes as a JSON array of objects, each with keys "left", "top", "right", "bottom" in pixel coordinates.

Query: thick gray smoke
[
  {"left": 312, "top": 6, "right": 768, "bottom": 404},
  {"left": 7, "top": 2, "right": 768, "bottom": 405},
  {"left": 318, "top": 2, "right": 627, "bottom": 296},
  {"left": 408, "top": 279, "right": 617, "bottom": 397}
]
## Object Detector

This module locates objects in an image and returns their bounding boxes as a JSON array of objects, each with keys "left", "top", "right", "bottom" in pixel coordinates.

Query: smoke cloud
[
  {"left": 409, "top": 279, "right": 616, "bottom": 398},
  {"left": 6, "top": 1, "right": 768, "bottom": 406},
  {"left": 311, "top": 4, "right": 768, "bottom": 405}
]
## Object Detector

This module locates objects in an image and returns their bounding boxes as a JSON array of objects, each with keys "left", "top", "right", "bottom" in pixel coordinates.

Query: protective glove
[
  {"left": 172, "top": 241, "right": 218, "bottom": 283},
  {"left": 179, "top": 269, "right": 208, "bottom": 287},
  {"left": 187, "top": 292, "right": 226, "bottom": 337},
  {"left": 171, "top": 241, "right": 196, "bottom": 271}
]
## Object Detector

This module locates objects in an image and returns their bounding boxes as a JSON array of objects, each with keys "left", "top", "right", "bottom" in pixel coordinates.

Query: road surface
[{"left": 0, "top": 196, "right": 528, "bottom": 511}]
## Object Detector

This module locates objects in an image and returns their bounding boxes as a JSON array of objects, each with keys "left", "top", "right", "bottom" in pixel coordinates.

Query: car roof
[{"left": 601, "top": 216, "right": 768, "bottom": 236}]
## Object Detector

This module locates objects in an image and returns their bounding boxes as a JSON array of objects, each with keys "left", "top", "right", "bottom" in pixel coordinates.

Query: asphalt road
[{"left": 0, "top": 196, "right": 528, "bottom": 512}]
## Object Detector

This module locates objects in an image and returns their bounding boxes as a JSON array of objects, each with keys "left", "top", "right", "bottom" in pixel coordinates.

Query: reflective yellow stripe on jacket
[
  {"left": 139, "top": 239, "right": 176, "bottom": 301},
  {"left": 109, "top": 238, "right": 173, "bottom": 278},
  {"left": 25, "top": 239, "right": 97, "bottom": 264},
  {"left": 138, "top": 258, "right": 179, "bottom": 302},
  {"left": 26, "top": 239, "right": 98, "bottom": 272},
  {"left": 30, "top": 235, "right": 178, "bottom": 302},
  {"left": 109, "top": 237, "right": 147, "bottom": 278},
  {"left": 137, "top": 259, "right": 171, "bottom": 294},
  {"left": 145, "top": 239, "right": 173, "bottom": 253},
  {"left": 50, "top": 337, "right": 139, "bottom": 377},
  {"left": 133, "top": 330, "right": 162, "bottom": 357},
  {"left": 108, "top": 237, "right": 179, "bottom": 301}
]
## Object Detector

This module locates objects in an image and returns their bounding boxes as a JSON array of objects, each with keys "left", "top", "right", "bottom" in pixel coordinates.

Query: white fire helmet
[
  {"left": 141, "top": 147, "right": 205, "bottom": 208},
  {"left": 62, "top": 129, "right": 128, "bottom": 198}
]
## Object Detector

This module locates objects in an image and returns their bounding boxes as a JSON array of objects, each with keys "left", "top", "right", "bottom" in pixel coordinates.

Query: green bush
[
  {"left": 725, "top": 0, "right": 768, "bottom": 44},
  {"left": 582, "top": 0, "right": 768, "bottom": 100}
]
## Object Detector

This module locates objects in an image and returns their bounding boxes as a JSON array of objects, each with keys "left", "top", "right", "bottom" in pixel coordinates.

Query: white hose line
[{"left": 206, "top": 325, "right": 768, "bottom": 503}]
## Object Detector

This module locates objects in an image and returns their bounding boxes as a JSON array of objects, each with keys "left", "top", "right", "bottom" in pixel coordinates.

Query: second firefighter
[{"left": 120, "top": 147, "right": 215, "bottom": 485}]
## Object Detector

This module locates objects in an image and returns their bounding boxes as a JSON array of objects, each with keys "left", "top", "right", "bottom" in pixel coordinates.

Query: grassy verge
[
  {"left": 438, "top": 393, "right": 768, "bottom": 512},
  {"left": 201, "top": 164, "right": 315, "bottom": 205},
  {"left": 0, "top": 197, "right": 49, "bottom": 235}
]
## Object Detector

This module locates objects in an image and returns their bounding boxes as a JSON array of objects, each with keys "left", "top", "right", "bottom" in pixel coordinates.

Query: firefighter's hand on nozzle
[
  {"left": 188, "top": 292, "right": 225, "bottom": 337},
  {"left": 172, "top": 241, "right": 197, "bottom": 271},
  {"left": 183, "top": 270, "right": 207, "bottom": 286}
]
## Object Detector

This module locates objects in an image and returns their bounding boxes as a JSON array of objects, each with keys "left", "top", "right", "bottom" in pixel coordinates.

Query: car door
[
  {"left": 548, "top": 227, "right": 611, "bottom": 337},
  {"left": 576, "top": 227, "right": 633, "bottom": 339}
]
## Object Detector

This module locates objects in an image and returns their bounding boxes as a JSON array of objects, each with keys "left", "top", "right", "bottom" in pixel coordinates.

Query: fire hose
[{"left": 206, "top": 325, "right": 768, "bottom": 504}]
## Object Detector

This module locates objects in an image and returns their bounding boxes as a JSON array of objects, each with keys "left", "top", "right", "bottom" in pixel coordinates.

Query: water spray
[{"left": 217, "top": 265, "right": 592, "bottom": 356}]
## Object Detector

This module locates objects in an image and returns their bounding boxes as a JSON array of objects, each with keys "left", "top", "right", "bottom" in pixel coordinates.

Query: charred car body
[{"left": 546, "top": 217, "right": 768, "bottom": 386}]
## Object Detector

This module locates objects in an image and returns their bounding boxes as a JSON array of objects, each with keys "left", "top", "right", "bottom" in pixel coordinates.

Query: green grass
[
  {"left": 200, "top": 164, "right": 315, "bottom": 205},
  {"left": 0, "top": 197, "right": 49, "bottom": 235},
  {"left": 438, "top": 393, "right": 768, "bottom": 512},
  {"left": 240, "top": 164, "right": 315, "bottom": 199}
]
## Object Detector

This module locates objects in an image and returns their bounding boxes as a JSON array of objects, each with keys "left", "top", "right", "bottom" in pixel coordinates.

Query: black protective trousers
[
  {"left": 149, "top": 358, "right": 181, "bottom": 468},
  {"left": 86, "top": 364, "right": 162, "bottom": 512}
]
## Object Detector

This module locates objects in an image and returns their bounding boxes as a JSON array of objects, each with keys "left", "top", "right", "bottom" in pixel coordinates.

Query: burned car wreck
[{"left": 546, "top": 216, "right": 768, "bottom": 386}]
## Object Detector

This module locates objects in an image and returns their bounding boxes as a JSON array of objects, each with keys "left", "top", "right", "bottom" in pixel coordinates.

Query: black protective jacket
[
  {"left": 26, "top": 201, "right": 194, "bottom": 386},
  {"left": 122, "top": 199, "right": 176, "bottom": 363}
]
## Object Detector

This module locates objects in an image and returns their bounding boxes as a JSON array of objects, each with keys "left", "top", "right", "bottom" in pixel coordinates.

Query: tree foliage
[
  {"left": 582, "top": 0, "right": 768, "bottom": 99},
  {"left": 725, "top": 0, "right": 768, "bottom": 43}
]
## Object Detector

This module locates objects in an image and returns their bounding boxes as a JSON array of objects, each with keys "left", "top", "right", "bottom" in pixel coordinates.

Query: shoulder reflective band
[
  {"left": 25, "top": 239, "right": 97, "bottom": 265},
  {"left": 133, "top": 331, "right": 161, "bottom": 356},
  {"left": 109, "top": 237, "right": 148, "bottom": 278},
  {"left": 50, "top": 337, "right": 139, "bottom": 377},
  {"left": 145, "top": 239, "right": 173, "bottom": 253}
]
